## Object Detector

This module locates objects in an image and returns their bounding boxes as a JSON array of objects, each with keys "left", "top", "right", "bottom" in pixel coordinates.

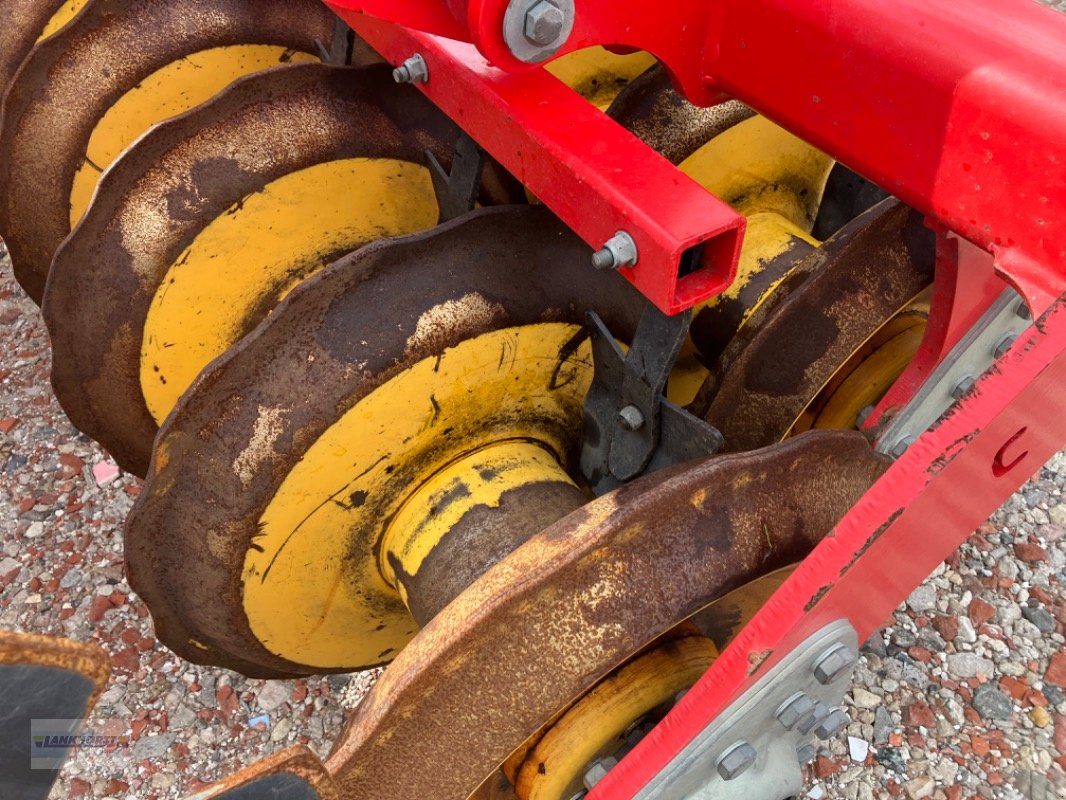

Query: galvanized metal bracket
[
  {"left": 316, "top": 17, "right": 354, "bottom": 65},
  {"left": 427, "top": 132, "right": 485, "bottom": 223},
  {"left": 877, "top": 287, "right": 1031, "bottom": 458},
  {"left": 580, "top": 307, "right": 724, "bottom": 494},
  {"left": 630, "top": 620, "right": 859, "bottom": 800}
]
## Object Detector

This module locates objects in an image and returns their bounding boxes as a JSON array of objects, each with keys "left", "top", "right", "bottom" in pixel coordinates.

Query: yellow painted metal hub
[
  {"left": 140, "top": 157, "right": 437, "bottom": 423},
  {"left": 380, "top": 439, "right": 580, "bottom": 610},
  {"left": 507, "top": 632, "right": 718, "bottom": 800},
  {"left": 243, "top": 323, "right": 593, "bottom": 669}
]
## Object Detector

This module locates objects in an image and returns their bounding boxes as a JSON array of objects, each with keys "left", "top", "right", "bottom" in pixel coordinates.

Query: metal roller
[
  {"left": 698, "top": 198, "right": 935, "bottom": 450},
  {"left": 45, "top": 63, "right": 460, "bottom": 477},
  {"left": 0, "top": 0, "right": 335, "bottom": 302},
  {"left": 124, "top": 206, "right": 646, "bottom": 678}
]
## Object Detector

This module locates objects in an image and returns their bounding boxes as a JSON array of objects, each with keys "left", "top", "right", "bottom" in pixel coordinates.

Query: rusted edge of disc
[
  {"left": 701, "top": 198, "right": 935, "bottom": 450},
  {"left": 194, "top": 746, "right": 340, "bottom": 800},
  {"left": 0, "top": 0, "right": 65, "bottom": 99},
  {"left": 607, "top": 64, "right": 754, "bottom": 165},
  {"left": 323, "top": 430, "right": 890, "bottom": 800},
  {"left": 0, "top": 629, "right": 111, "bottom": 711}
]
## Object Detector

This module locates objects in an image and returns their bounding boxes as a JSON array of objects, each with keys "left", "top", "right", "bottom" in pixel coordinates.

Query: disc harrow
[{"left": 0, "top": 0, "right": 1064, "bottom": 798}]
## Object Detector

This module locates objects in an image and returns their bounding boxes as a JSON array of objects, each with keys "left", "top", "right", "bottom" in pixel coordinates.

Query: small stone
[
  {"left": 873, "top": 706, "right": 894, "bottom": 744},
  {"left": 945, "top": 652, "right": 994, "bottom": 679},
  {"left": 92, "top": 460, "right": 120, "bottom": 486},
  {"left": 851, "top": 687, "right": 881, "bottom": 709},
  {"left": 907, "top": 585, "right": 937, "bottom": 613},
  {"left": 132, "top": 732, "right": 176, "bottom": 761},
  {"left": 903, "top": 701, "right": 936, "bottom": 728},
  {"left": 1014, "top": 541, "right": 1048, "bottom": 562},
  {"left": 256, "top": 681, "right": 291, "bottom": 712},
  {"left": 1046, "top": 652, "right": 1066, "bottom": 687},
  {"left": 88, "top": 595, "right": 114, "bottom": 623},
  {"left": 271, "top": 716, "right": 292, "bottom": 742},
  {"left": 971, "top": 685, "right": 1013, "bottom": 720},
  {"left": 968, "top": 597, "right": 996, "bottom": 625},
  {"left": 931, "top": 615, "right": 958, "bottom": 642},
  {"left": 24, "top": 521, "right": 43, "bottom": 539},
  {"left": 904, "top": 775, "right": 935, "bottom": 799},
  {"left": 955, "top": 616, "right": 977, "bottom": 644},
  {"left": 875, "top": 747, "right": 907, "bottom": 774},
  {"left": 848, "top": 736, "right": 870, "bottom": 762},
  {"left": 1031, "top": 706, "right": 1052, "bottom": 728}
]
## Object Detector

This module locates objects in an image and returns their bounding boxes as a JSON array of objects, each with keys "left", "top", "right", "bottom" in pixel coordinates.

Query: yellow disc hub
[
  {"left": 139, "top": 157, "right": 438, "bottom": 423},
  {"left": 507, "top": 633, "right": 718, "bottom": 800},
  {"left": 243, "top": 322, "right": 593, "bottom": 669}
]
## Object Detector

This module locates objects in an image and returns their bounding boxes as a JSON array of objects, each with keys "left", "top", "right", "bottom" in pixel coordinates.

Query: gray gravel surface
[{"left": 1, "top": 238, "right": 1064, "bottom": 800}]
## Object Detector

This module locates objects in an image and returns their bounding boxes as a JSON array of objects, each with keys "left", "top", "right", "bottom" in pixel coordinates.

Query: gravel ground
[{"left": 1, "top": 233, "right": 1064, "bottom": 800}]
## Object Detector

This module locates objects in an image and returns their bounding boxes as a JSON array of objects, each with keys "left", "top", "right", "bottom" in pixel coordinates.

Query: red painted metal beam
[
  {"left": 595, "top": 287, "right": 1066, "bottom": 797},
  {"left": 330, "top": 11, "right": 745, "bottom": 315}
]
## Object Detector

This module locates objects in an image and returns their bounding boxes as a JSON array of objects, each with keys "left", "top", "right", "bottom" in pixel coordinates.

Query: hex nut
[
  {"left": 813, "top": 642, "right": 856, "bottom": 685},
  {"left": 814, "top": 708, "right": 850, "bottom": 740},
  {"left": 776, "top": 692, "right": 816, "bottom": 730},
  {"left": 583, "top": 756, "right": 618, "bottom": 789},
  {"left": 716, "top": 741, "right": 757, "bottom": 781},
  {"left": 524, "top": 1, "right": 565, "bottom": 45},
  {"left": 618, "top": 405, "right": 645, "bottom": 431}
]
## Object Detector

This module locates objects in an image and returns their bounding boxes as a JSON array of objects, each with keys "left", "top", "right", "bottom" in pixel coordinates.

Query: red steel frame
[{"left": 323, "top": 0, "right": 1066, "bottom": 796}]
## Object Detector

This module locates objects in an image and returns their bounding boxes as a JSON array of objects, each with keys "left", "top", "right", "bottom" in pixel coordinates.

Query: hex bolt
[
  {"left": 716, "top": 741, "right": 758, "bottom": 781},
  {"left": 524, "top": 0, "right": 565, "bottom": 45},
  {"left": 951, "top": 374, "right": 975, "bottom": 400},
  {"left": 796, "top": 743, "right": 817, "bottom": 764},
  {"left": 583, "top": 756, "right": 618, "bottom": 790},
  {"left": 813, "top": 642, "right": 857, "bottom": 685},
  {"left": 889, "top": 435, "right": 915, "bottom": 459},
  {"left": 393, "top": 54, "right": 429, "bottom": 84},
  {"left": 776, "top": 692, "right": 816, "bottom": 730},
  {"left": 591, "top": 231, "right": 639, "bottom": 270},
  {"left": 1015, "top": 299, "right": 1032, "bottom": 320},
  {"left": 617, "top": 405, "right": 645, "bottom": 431},
  {"left": 855, "top": 404, "right": 875, "bottom": 428},
  {"left": 796, "top": 701, "right": 829, "bottom": 735},
  {"left": 993, "top": 333, "right": 1016, "bottom": 359},
  {"left": 814, "top": 708, "right": 850, "bottom": 740}
]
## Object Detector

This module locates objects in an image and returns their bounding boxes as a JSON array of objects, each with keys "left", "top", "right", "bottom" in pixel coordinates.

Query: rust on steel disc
[
  {"left": 0, "top": 0, "right": 64, "bottom": 97},
  {"left": 198, "top": 746, "right": 341, "bottom": 800},
  {"left": 0, "top": 0, "right": 335, "bottom": 302},
  {"left": 697, "top": 198, "right": 935, "bottom": 450},
  {"left": 124, "top": 206, "right": 647, "bottom": 679},
  {"left": 322, "top": 430, "right": 890, "bottom": 800},
  {"left": 607, "top": 64, "right": 754, "bottom": 165},
  {"left": 44, "top": 63, "right": 460, "bottom": 477}
]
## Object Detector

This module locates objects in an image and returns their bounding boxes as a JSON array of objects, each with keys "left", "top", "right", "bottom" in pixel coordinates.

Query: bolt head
[
  {"left": 814, "top": 708, "right": 850, "bottom": 740},
  {"left": 796, "top": 743, "right": 817, "bottom": 764},
  {"left": 776, "top": 692, "right": 816, "bottom": 730},
  {"left": 813, "top": 642, "right": 857, "bottom": 685},
  {"left": 617, "top": 405, "right": 645, "bottom": 431},
  {"left": 716, "top": 741, "right": 757, "bottom": 781},
  {"left": 951, "top": 374, "right": 975, "bottom": 400},
  {"left": 524, "top": 1, "right": 565, "bottom": 45},
  {"left": 796, "top": 701, "right": 829, "bottom": 735},
  {"left": 583, "top": 756, "right": 618, "bottom": 790}
]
